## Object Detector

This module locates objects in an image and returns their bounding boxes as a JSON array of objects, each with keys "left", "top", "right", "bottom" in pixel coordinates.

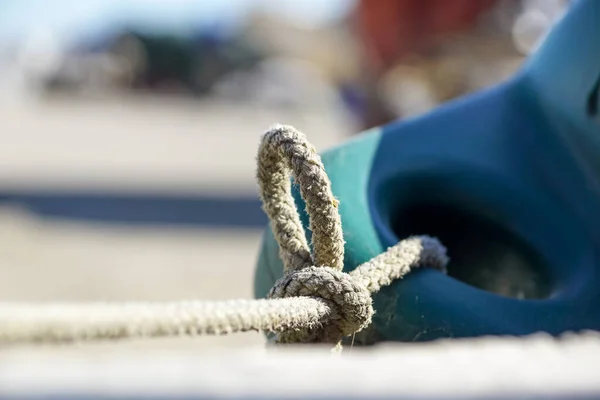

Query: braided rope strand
[
  {"left": 259, "top": 125, "right": 448, "bottom": 344},
  {"left": 351, "top": 236, "right": 449, "bottom": 293},
  {"left": 0, "top": 298, "right": 330, "bottom": 344},
  {"left": 0, "top": 125, "right": 449, "bottom": 346},
  {"left": 258, "top": 124, "right": 344, "bottom": 272}
]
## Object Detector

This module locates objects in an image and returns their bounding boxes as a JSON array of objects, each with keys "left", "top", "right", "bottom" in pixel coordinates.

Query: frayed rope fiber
[{"left": 0, "top": 125, "right": 448, "bottom": 346}]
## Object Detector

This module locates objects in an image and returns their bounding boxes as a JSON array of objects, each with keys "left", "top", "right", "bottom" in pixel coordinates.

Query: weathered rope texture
[
  {"left": 260, "top": 125, "right": 447, "bottom": 343},
  {"left": 0, "top": 125, "right": 448, "bottom": 346},
  {"left": 0, "top": 299, "right": 329, "bottom": 343},
  {"left": 257, "top": 124, "right": 344, "bottom": 273}
]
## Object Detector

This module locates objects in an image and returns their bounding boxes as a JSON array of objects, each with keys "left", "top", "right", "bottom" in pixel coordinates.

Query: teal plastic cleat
[{"left": 255, "top": 0, "right": 600, "bottom": 342}]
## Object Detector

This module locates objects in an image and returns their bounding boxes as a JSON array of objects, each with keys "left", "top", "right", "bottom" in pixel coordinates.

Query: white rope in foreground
[
  {"left": 1, "top": 333, "right": 599, "bottom": 399},
  {"left": 0, "top": 236, "right": 445, "bottom": 344},
  {"left": 0, "top": 299, "right": 328, "bottom": 343},
  {"left": 0, "top": 125, "right": 448, "bottom": 346},
  {"left": 0, "top": 128, "right": 599, "bottom": 398}
]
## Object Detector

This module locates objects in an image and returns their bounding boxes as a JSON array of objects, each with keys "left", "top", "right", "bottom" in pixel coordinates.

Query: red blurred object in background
[
  {"left": 355, "top": 0, "right": 500, "bottom": 72},
  {"left": 351, "top": 0, "right": 500, "bottom": 129}
]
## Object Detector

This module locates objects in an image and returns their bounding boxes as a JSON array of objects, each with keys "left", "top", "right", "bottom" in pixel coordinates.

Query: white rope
[
  {"left": 0, "top": 299, "right": 327, "bottom": 343},
  {"left": 0, "top": 125, "right": 448, "bottom": 346},
  {"left": 0, "top": 236, "right": 446, "bottom": 344}
]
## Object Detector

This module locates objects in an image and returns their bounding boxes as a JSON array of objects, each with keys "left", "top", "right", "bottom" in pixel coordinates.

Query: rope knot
[
  {"left": 0, "top": 124, "right": 449, "bottom": 347},
  {"left": 269, "top": 266, "right": 373, "bottom": 343},
  {"left": 258, "top": 125, "right": 449, "bottom": 346}
]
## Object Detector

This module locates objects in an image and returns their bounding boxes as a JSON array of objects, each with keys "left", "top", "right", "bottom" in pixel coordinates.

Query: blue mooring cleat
[{"left": 254, "top": 0, "right": 600, "bottom": 342}]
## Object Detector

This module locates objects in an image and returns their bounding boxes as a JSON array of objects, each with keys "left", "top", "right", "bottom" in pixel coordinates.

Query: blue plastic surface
[{"left": 255, "top": 0, "right": 600, "bottom": 342}]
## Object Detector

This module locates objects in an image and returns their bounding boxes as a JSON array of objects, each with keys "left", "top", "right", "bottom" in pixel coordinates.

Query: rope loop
[
  {"left": 258, "top": 125, "right": 449, "bottom": 344},
  {"left": 258, "top": 124, "right": 361, "bottom": 343},
  {"left": 257, "top": 124, "right": 344, "bottom": 273}
]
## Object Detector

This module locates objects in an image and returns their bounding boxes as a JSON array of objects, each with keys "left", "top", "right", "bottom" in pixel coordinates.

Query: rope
[
  {"left": 259, "top": 125, "right": 446, "bottom": 343},
  {"left": 0, "top": 125, "right": 448, "bottom": 346},
  {"left": 257, "top": 125, "right": 344, "bottom": 273},
  {"left": 0, "top": 299, "right": 329, "bottom": 343}
]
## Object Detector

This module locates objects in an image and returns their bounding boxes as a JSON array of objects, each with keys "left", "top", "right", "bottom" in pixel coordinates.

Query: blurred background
[{"left": 0, "top": 0, "right": 570, "bottom": 351}]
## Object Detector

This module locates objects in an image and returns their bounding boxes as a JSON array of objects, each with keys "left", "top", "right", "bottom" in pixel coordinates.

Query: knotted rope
[
  {"left": 258, "top": 125, "right": 447, "bottom": 343},
  {"left": 0, "top": 125, "right": 448, "bottom": 346}
]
